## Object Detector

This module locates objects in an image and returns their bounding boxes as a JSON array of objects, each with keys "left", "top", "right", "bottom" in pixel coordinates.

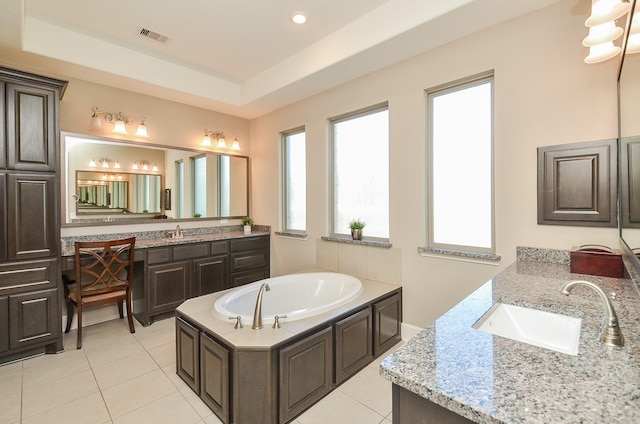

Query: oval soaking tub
[{"left": 213, "top": 272, "right": 363, "bottom": 324}]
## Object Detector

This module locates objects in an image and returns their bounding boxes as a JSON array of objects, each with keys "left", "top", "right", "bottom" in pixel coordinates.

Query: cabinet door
[
  {"left": 200, "top": 333, "right": 229, "bottom": 423},
  {"left": 147, "top": 260, "right": 192, "bottom": 316},
  {"left": 7, "top": 173, "right": 57, "bottom": 260},
  {"left": 373, "top": 292, "right": 402, "bottom": 357},
  {"left": 8, "top": 288, "right": 58, "bottom": 350},
  {"left": 176, "top": 317, "right": 200, "bottom": 393},
  {"left": 0, "top": 173, "right": 6, "bottom": 261},
  {"left": 0, "top": 81, "right": 5, "bottom": 169},
  {"left": 0, "top": 296, "right": 8, "bottom": 353},
  {"left": 194, "top": 255, "right": 228, "bottom": 296},
  {"left": 5, "top": 83, "right": 57, "bottom": 171},
  {"left": 335, "top": 308, "right": 372, "bottom": 384},
  {"left": 279, "top": 326, "right": 333, "bottom": 423}
]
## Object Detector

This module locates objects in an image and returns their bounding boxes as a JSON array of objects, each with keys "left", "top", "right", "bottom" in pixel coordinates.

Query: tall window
[
  {"left": 175, "top": 160, "right": 184, "bottom": 218},
  {"left": 331, "top": 104, "right": 389, "bottom": 240},
  {"left": 282, "top": 128, "right": 306, "bottom": 233},
  {"left": 427, "top": 72, "right": 494, "bottom": 252}
]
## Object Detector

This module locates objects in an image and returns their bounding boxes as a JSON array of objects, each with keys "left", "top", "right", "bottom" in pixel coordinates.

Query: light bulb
[
  {"left": 89, "top": 158, "right": 97, "bottom": 167},
  {"left": 102, "top": 159, "right": 109, "bottom": 168},
  {"left": 114, "top": 160, "right": 120, "bottom": 169},
  {"left": 202, "top": 135, "right": 212, "bottom": 147},
  {"left": 152, "top": 163, "right": 158, "bottom": 172},
  {"left": 113, "top": 119, "right": 127, "bottom": 134},
  {"left": 217, "top": 136, "right": 227, "bottom": 148},
  {"left": 585, "top": 0, "right": 631, "bottom": 27},
  {"left": 142, "top": 162, "right": 149, "bottom": 171},
  {"left": 136, "top": 123, "right": 148, "bottom": 137},
  {"left": 231, "top": 138, "right": 241, "bottom": 150},
  {"left": 132, "top": 162, "right": 139, "bottom": 170},
  {"left": 585, "top": 41, "right": 621, "bottom": 63}
]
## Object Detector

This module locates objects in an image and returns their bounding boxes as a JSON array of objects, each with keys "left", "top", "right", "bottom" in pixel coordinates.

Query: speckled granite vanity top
[
  {"left": 380, "top": 259, "right": 640, "bottom": 423},
  {"left": 60, "top": 225, "right": 271, "bottom": 256}
]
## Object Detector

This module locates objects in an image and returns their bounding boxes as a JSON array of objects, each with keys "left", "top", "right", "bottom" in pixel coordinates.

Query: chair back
[{"left": 74, "top": 237, "right": 136, "bottom": 297}]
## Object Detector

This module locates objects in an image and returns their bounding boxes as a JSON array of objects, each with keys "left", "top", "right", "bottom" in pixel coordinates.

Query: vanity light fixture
[
  {"left": 88, "top": 158, "right": 97, "bottom": 167},
  {"left": 202, "top": 128, "right": 240, "bottom": 150},
  {"left": 142, "top": 161, "right": 149, "bottom": 171},
  {"left": 152, "top": 163, "right": 158, "bottom": 172},
  {"left": 583, "top": 0, "right": 632, "bottom": 63},
  {"left": 90, "top": 107, "right": 149, "bottom": 137},
  {"left": 132, "top": 162, "right": 139, "bottom": 170},
  {"left": 89, "top": 158, "right": 112, "bottom": 168},
  {"left": 114, "top": 160, "right": 121, "bottom": 169}
]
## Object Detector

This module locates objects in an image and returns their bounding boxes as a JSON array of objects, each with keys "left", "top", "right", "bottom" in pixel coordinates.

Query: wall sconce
[
  {"left": 583, "top": 0, "right": 632, "bottom": 63},
  {"left": 91, "top": 106, "right": 149, "bottom": 137},
  {"left": 202, "top": 128, "right": 241, "bottom": 150},
  {"left": 89, "top": 158, "right": 115, "bottom": 168}
]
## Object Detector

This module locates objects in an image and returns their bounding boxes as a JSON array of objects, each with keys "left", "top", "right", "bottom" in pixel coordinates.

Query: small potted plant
[
  {"left": 348, "top": 219, "right": 366, "bottom": 240},
  {"left": 241, "top": 216, "right": 254, "bottom": 234}
]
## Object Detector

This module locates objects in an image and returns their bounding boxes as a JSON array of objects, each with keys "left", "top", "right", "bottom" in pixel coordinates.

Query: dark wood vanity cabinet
[
  {"left": 136, "top": 235, "right": 269, "bottom": 325},
  {"left": 373, "top": 292, "right": 402, "bottom": 357},
  {"left": 0, "top": 67, "right": 67, "bottom": 363}
]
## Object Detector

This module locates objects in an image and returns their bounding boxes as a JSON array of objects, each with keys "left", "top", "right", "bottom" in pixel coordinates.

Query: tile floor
[{"left": 0, "top": 317, "right": 401, "bottom": 424}]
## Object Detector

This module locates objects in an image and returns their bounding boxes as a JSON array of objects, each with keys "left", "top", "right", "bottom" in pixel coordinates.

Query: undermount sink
[{"left": 473, "top": 303, "right": 582, "bottom": 355}]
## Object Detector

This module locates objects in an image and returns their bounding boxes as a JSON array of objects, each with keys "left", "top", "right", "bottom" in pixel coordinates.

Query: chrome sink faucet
[
  {"left": 252, "top": 283, "right": 271, "bottom": 329},
  {"left": 561, "top": 280, "right": 624, "bottom": 347}
]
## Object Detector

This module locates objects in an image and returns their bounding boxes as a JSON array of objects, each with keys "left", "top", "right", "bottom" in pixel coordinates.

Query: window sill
[
  {"left": 418, "top": 246, "right": 501, "bottom": 265},
  {"left": 275, "top": 231, "right": 308, "bottom": 240},
  {"left": 321, "top": 236, "right": 392, "bottom": 248}
]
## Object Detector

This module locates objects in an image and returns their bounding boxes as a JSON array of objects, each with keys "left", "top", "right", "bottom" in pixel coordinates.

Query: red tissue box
[{"left": 570, "top": 245, "right": 623, "bottom": 278}]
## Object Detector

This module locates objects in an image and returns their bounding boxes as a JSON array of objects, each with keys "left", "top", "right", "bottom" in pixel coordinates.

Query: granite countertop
[
  {"left": 60, "top": 225, "right": 271, "bottom": 257},
  {"left": 177, "top": 276, "right": 400, "bottom": 349},
  {"left": 380, "top": 260, "right": 640, "bottom": 423}
]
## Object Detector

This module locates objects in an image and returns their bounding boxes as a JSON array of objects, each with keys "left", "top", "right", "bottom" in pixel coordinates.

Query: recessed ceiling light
[{"left": 291, "top": 12, "right": 307, "bottom": 24}]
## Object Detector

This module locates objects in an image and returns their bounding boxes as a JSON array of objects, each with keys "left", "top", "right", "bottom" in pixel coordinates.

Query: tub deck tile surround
[
  {"left": 379, "top": 250, "right": 640, "bottom": 423},
  {"left": 176, "top": 277, "right": 400, "bottom": 349},
  {"left": 60, "top": 225, "right": 271, "bottom": 256}
]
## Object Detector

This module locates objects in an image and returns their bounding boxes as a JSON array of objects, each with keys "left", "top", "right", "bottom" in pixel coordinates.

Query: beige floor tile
[
  {"left": 92, "top": 351, "right": 159, "bottom": 389},
  {"left": 0, "top": 368, "right": 21, "bottom": 397},
  {"left": 148, "top": 341, "right": 176, "bottom": 367},
  {"left": 83, "top": 334, "right": 146, "bottom": 368},
  {"left": 179, "top": 387, "right": 215, "bottom": 419},
  {"left": 162, "top": 363, "right": 191, "bottom": 390},
  {"left": 21, "top": 392, "right": 110, "bottom": 424},
  {"left": 0, "top": 361, "right": 22, "bottom": 376},
  {"left": 134, "top": 318, "right": 175, "bottom": 350},
  {"left": 22, "top": 368, "right": 99, "bottom": 418},
  {"left": 112, "top": 391, "right": 200, "bottom": 424},
  {"left": 297, "top": 390, "right": 385, "bottom": 424},
  {"left": 101, "top": 368, "right": 176, "bottom": 418},
  {"left": 22, "top": 348, "right": 90, "bottom": 386},
  {"left": 0, "top": 392, "right": 21, "bottom": 424},
  {"left": 339, "top": 365, "right": 392, "bottom": 416}
]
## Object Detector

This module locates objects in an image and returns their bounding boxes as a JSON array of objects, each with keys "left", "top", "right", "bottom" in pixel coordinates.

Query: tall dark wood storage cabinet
[{"left": 0, "top": 67, "right": 67, "bottom": 363}]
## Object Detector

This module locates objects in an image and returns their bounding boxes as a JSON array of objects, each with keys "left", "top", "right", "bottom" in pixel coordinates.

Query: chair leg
[
  {"left": 76, "top": 304, "right": 83, "bottom": 349},
  {"left": 126, "top": 292, "right": 135, "bottom": 334},
  {"left": 65, "top": 301, "right": 74, "bottom": 333},
  {"left": 118, "top": 300, "right": 124, "bottom": 319}
]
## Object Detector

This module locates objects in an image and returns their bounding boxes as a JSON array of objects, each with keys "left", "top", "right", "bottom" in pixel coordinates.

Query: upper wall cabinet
[
  {"left": 6, "top": 82, "right": 58, "bottom": 172},
  {"left": 537, "top": 139, "right": 617, "bottom": 227}
]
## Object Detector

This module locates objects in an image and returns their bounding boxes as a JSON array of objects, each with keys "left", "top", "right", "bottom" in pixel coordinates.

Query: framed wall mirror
[
  {"left": 619, "top": 0, "right": 640, "bottom": 272},
  {"left": 62, "top": 132, "right": 249, "bottom": 226}
]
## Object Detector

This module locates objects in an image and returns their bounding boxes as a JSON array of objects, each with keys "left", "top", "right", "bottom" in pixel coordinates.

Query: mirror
[
  {"left": 619, "top": 0, "right": 640, "bottom": 270},
  {"left": 62, "top": 133, "right": 249, "bottom": 225}
]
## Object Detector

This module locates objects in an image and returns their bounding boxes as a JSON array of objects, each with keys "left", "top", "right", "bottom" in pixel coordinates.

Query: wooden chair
[{"left": 64, "top": 237, "right": 136, "bottom": 349}]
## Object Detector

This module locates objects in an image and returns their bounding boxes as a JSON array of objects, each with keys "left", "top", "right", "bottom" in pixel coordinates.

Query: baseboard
[{"left": 401, "top": 322, "right": 422, "bottom": 341}]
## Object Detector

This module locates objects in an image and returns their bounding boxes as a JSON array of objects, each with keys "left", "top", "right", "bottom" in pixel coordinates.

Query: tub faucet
[
  {"left": 561, "top": 280, "right": 624, "bottom": 347},
  {"left": 252, "top": 283, "right": 271, "bottom": 329}
]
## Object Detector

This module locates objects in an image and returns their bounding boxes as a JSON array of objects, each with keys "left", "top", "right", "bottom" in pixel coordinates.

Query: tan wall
[{"left": 249, "top": 0, "right": 622, "bottom": 327}]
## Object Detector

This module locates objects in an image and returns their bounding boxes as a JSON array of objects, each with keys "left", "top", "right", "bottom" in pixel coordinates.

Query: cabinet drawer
[
  {"left": 230, "top": 251, "right": 268, "bottom": 272},
  {"left": 147, "top": 247, "right": 172, "bottom": 264},
  {"left": 230, "top": 236, "right": 269, "bottom": 252},
  {"left": 173, "top": 243, "right": 209, "bottom": 260},
  {"left": 0, "top": 258, "right": 57, "bottom": 294},
  {"left": 210, "top": 241, "right": 228, "bottom": 256}
]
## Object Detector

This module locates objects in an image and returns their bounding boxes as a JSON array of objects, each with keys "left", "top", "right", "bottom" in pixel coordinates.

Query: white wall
[{"left": 249, "top": 0, "right": 622, "bottom": 327}]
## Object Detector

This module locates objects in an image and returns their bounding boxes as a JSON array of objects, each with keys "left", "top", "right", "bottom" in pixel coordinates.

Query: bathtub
[{"left": 213, "top": 272, "right": 363, "bottom": 324}]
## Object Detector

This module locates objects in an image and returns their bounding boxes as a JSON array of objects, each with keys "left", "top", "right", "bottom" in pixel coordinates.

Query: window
[
  {"left": 175, "top": 160, "right": 184, "bottom": 218},
  {"left": 427, "top": 72, "right": 494, "bottom": 253},
  {"left": 192, "top": 154, "right": 206, "bottom": 217},
  {"left": 330, "top": 104, "right": 389, "bottom": 240},
  {"left": 282, "top": 128, "right": 306, "bottom": 233}
]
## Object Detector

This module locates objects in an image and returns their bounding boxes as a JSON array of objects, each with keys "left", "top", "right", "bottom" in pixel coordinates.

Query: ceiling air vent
[{"left": 137, "top": 27, "right": 171, "bottom": 45}]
